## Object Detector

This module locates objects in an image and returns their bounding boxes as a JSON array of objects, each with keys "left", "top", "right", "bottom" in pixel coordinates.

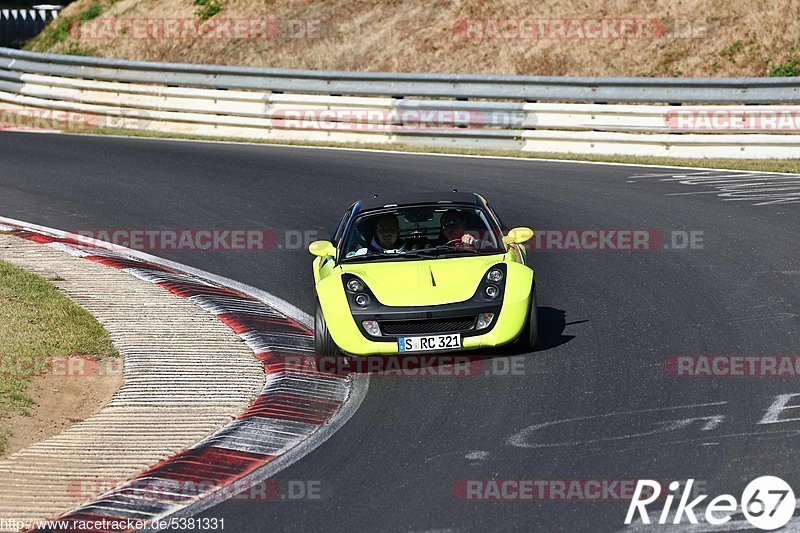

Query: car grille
[{"left": 379, "top": 316, "right": 475, "bottom": 336}]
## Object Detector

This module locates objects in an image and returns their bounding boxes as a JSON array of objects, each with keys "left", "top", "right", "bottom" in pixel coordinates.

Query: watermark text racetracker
[
  {"left": 0, "top": 107, "right": 99, "bottom": 131},
  {"left": 69, "top": 228, "right": 703, "bottom": 252},
  {"left": 73, "top": 17, "right": 323, "bottom": 40},
  {"left": 1, "top": 517, "right": 226, "bottom": 532},
  {"left": 269, "top": 108, "right": 525, "bottom": 131},
  {"left": 0, "top": 106, "right": 155, "bottom": 131},
  {"left": 67, "top": 478, "right": 322, "bottom": 503},
  {"left": 666, "top": 108, "right": 800, "bottom": 131},
  {"left": 666, "top": 355, "right": 800, "bottom": 378},
  {"left": 314, "top": 354, "right": 527, "bottom": 377},
  {"left": 0, "top": 355, "right": 122, "bottom": 378},
  {"left": 71, "top": 228, "right": 320, "bottom": 252},
  {"left": 526, "top": 229, "right": 703, "bottom": 251},
  {"left": 453, "top": 17, "right": 718, "bottom": 40},
  {"left": 454, "top": 479, "right": 692, "bottom": 501}
]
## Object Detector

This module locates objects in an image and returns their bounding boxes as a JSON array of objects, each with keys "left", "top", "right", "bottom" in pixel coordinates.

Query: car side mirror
[
  {"left": 503, "top": 227, "right": 534, "bottom": 245},
  {"left": 309, "top": 240, "right": 336, "bottom": 257}
]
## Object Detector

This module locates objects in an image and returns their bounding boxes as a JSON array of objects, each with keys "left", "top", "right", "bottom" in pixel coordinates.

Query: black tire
[
  {"left": 521, "top": 284, "right": 539, "bottom": 350},
  {"left": 314, "top": 297, "right": 341, "bottom": 357}
]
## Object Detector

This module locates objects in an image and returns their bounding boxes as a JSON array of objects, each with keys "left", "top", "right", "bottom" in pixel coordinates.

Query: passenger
[{"left": 371, "top": 214, "right": 406, "bottom": 252}]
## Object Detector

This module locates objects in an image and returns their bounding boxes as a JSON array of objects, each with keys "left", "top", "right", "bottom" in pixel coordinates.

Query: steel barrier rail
[
  {"left": 7, "top": 68, "right": 800, "bottom": 131},
  {"left": 3, "top": 47, "right": 800, "bottom": 103},
  {"left": 3, "top": 47, "right": 800, "bottom": 158},
  {"left": 6, "top": 73, "right": 800, "bottom": 134},
  {"left": 0, "top": 73, "right": 677, "bottom": 132},
  {"left": 3, "top": 89, "right": 798, "bottom": 159}
]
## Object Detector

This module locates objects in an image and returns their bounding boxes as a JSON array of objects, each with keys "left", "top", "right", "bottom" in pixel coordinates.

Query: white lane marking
[
  {"left": 628, "top": 170, "right": 800, "bottom": 206},
  {"left": 570, "top": 428, "right": 800, "bottom": 461},
  {"left": 464, "top": 451, "right": 490, "bottom": 460},
  {"left": 0, "top": 127, "right": 62, "bottom": 133},
  {"left": 507, "top": 402, "right": 728, "bottom": 449},
  {"left": 7, "top": 128, "right": 800, "bottom": 176},
  {"left": 758, "top": 393, "right": 800, "bottom": 425}
]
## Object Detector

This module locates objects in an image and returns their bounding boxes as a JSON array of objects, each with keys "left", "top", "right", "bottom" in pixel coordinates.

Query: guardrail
[{"left": 2, "top": 46, "right": 800, "bottom": 158}]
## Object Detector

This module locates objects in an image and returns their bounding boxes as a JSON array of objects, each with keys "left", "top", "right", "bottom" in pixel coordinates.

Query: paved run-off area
[{"left": 0, "top": 234, "right": 264, "bottom": 529}]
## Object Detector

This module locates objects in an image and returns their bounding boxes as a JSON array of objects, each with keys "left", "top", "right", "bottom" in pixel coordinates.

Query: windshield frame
[{"left": 337, "top": 203, "right": 506, "bottom": 264}]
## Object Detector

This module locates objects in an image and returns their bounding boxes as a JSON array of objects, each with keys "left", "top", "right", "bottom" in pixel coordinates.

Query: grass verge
[{"left": 0, "top": 259, "right": 118, "bottom": 454}]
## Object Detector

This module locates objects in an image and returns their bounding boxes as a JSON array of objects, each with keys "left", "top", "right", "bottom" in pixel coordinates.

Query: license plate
[{"left": 398, "top": 334, "right": 461, "bottom": 353}]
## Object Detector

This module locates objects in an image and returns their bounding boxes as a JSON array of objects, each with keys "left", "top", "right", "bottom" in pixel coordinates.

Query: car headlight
[
  {"left": 484, "top": 285, "right": 500, "bottom": 299},
  {"left": 476, "top": 312, "right": 495, "bottom": 330},
  {"left": 486, "top": 269, "right": 503, "bottom": 283},
  {"left": 347, "top": 279, "right": 364, "bottom": 293},
  {"left": 362, "top": 320, "right": 381, "bottom": 336},
  {"left": 343, "top": 276, "right": 378, "bottom": 310},
  {"left": 471, "top": 264, "right": 506, "bottom": 303}
]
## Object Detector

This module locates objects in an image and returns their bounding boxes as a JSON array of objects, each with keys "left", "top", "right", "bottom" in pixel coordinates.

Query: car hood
[{"left": 339, "top": 254, "right": 505, "bottom": 306}]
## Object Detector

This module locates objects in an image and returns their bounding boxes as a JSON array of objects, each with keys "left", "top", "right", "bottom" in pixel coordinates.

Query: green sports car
[{"left": 309, "top": 191, "right": 537, "bottom": 356}]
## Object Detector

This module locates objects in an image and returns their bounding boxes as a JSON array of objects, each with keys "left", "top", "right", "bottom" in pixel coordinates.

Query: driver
[
  {"left": 371, "top": 214, "right": 406, "bottom": 253},
  {"left": 439, "top": 209, "right": 491, "bottom": 249}
]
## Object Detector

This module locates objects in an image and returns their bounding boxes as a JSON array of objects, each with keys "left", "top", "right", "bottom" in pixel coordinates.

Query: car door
[
  {"left": 316, "top": 206, "right": 353, "bottom": 282},
  {"left": 486, "top": 202, "right": 527, "bottom": 264}
]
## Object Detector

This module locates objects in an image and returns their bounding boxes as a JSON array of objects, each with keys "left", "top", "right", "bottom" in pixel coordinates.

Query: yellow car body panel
[
  {"left": 341, "top": 255, "right": 512, "bottom": 306},
  {"left": 314, "top": 248, "right": 533, "bottom": 356}
]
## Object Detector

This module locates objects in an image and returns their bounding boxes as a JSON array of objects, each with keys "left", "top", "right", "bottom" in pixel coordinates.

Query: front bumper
[
  {"left": 328, "top": 291, "right": 529, "bottom": 356},
  {"left": 351, "top": 298, "right": 502, "bottom": 341}
]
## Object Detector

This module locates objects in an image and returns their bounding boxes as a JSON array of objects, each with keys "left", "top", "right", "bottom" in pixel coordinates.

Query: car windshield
[{"left": 340, "top": 204, "right": 504, "bottom": 262}]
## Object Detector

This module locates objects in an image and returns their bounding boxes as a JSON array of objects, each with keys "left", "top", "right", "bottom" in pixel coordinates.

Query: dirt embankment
[
  {"left": 25, "top": 0, "right": 800, "bottom": 77},
  {"left": 0, "top": 258, "right": 119, "bottom": 457}
]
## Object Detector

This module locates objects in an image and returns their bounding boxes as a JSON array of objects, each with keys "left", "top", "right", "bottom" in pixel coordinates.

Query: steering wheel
[{"left": 445, "top": 237, "right": 475, "bottom": 248}]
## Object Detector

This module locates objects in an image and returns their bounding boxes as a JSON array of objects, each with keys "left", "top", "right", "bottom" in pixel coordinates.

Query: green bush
[
  {"left": 26, "top": 16, "right": 72, "bottom": 51},
  {"left": 64, "top": 42, "right": 97, "bottom": 56},
  {"left": 78, "top": 3, "right": 104, "bottom": 21},
  {"left": 25, "top": 1, "right": 108, "bottom": 52},
  {"left": 769, "top": 45, "right": 800, "bottom": 77},
  {"left": 769, "top": 57, "right": 800, "bottom": 76},
  {"left": 721, "top": 40, "right": 742, "bottom": 61},
  {"left": 194, "top": 0, "right": 223, "bottom": 21}
]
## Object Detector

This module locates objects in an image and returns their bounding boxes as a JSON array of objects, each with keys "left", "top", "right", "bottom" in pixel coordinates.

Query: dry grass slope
[{"left": 25, "top": 0, "right": 800, "bottom": 77}]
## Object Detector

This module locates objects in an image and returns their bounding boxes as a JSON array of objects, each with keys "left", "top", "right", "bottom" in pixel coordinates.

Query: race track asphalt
[{"left": 1, "top": 132, "right": 799, "bottom": 532}]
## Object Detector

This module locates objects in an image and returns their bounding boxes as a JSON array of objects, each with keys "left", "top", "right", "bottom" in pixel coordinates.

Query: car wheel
[
  {"left": 315, "top": 297, "right": 341, "bottom": 357},
  {"left": 521, "top": 284, "right": 539, "bottom": 350}
]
